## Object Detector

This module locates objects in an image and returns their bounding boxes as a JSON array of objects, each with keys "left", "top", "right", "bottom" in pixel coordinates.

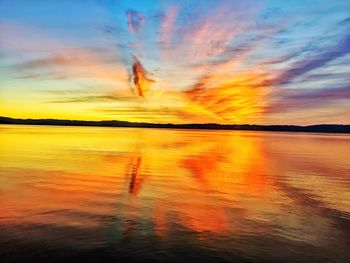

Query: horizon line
[
  {"left": 1, "top": 115, "right": 350, "bottom": 126},
  {"left": 1, "top": 116, "right": 350, "bottom": 134}
]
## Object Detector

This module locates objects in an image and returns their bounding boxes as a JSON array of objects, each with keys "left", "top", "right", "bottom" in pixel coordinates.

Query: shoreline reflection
[{"left": 0, "top": 125, "right": 349, "bottom": 262}]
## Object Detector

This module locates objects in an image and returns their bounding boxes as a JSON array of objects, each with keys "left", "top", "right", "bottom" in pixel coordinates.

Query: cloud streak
[
  {"left": 276, "top": 34, "right": 350, "bottom": 85},
  {"left": 127, "top": 9, "right": 144, "bottom": 33},
  {"left": 267, "top": 86, "right": 350, "bottom": 113},
  {"left": 131, "top": 57, "right": 155, "bottom": 97}
]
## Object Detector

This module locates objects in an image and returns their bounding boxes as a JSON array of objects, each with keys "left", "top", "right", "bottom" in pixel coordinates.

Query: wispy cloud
[
  {"left": 131, "top": 56, "right": 155, "bottom": 97},
  {"left": 48, "top": 95, "right": 139, "bottom": 104},
  {"left": 267, "top": 86, "right": 350, "bottom": 113},
  {"left": 160, "top": 5, "right": 180, "bottom": 47},
  {"left": 274, "top": 34, "right": 350, "bottom": 85},
  {"left": 127, "top": 9, "right": 144, "bottom": 33},
  {"left": 8, "top": 48, "right": 129, "bottom": 86}
]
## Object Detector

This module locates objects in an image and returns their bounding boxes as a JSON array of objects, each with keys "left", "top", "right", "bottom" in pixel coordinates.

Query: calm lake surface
[{"left": 0, "top": 125, "right": 349, "bottom": 263}]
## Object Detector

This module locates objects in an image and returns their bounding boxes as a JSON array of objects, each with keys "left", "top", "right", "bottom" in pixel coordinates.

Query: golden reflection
[{"left": 0, "top": 125, "right": 349, "bottom": 251}]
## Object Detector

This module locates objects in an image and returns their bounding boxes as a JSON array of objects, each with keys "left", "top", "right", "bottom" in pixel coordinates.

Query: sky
[{"left": 0, "top": 0, "right": 349, "bottom": 125}]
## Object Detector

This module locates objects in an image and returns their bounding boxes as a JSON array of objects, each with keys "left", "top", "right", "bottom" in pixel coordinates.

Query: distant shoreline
[{"left": 1, "top": 116, "right": 350, "bottom": 133}]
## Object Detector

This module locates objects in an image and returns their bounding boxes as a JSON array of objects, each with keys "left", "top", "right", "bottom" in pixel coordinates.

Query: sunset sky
[{"left": 0, "top": 0, "right": 349, "bottom": 125}]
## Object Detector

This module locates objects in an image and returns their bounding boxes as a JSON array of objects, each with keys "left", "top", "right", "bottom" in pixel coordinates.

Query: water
[{"left": 0, "top": 125, "right": 349, "bottom": 263}]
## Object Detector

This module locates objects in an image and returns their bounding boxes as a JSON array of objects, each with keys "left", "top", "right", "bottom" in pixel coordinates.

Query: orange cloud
[
  {"left": 182, "top": 62, "right": 274, "bottom": 124},
  {"left": 132, "top": 57, "right": 155, "bottom": 97}
]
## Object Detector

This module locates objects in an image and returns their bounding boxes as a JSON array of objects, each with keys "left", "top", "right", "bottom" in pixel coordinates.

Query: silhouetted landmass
[{"left": 0, "top": 116, "right": 350, "bottom": 133}]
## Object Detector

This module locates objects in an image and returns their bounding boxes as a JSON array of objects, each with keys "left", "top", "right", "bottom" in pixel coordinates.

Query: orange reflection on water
[
  {"left": 0, "top": 125, "right": 349, "bottom": 262},
  {"left": 0, "top": 126, "right": 269, "bottom": 232}
]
